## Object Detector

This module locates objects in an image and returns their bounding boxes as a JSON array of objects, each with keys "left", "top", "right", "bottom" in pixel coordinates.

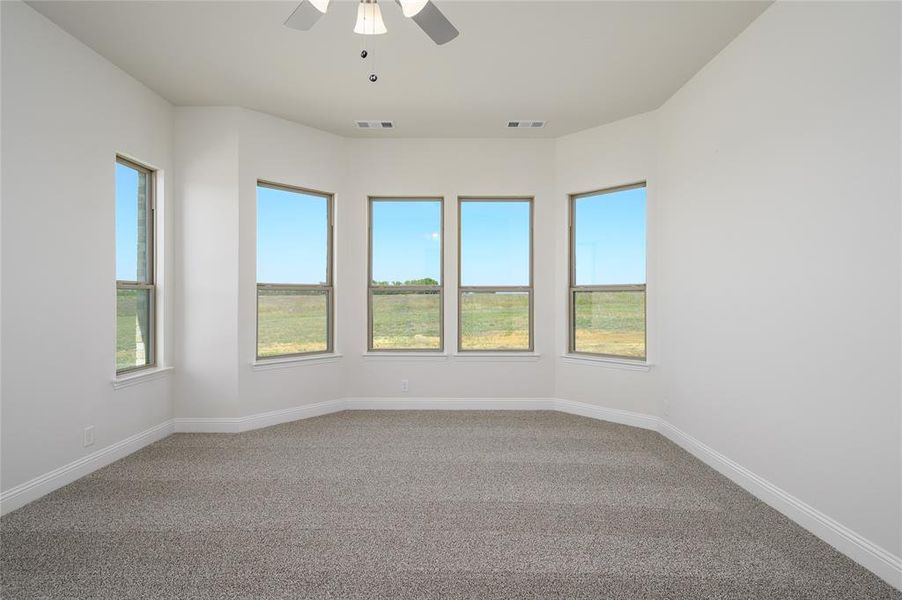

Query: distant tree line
[{"left": 371, "top": 278, "right": 439, "bottom": 286}]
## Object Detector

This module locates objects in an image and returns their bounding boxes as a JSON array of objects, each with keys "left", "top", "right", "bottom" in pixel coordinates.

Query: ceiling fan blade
[
  {"left": 284, "top": 1, "right": 324, "bottom": 31},
  {"left": 406, "top": 1, "right": 459, "bottom": 45}
]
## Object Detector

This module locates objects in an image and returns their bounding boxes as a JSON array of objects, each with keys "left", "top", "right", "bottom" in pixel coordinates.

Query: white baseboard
[
  {"left": 173, "top": 398, "right": 345, "bottom": 433},
  {"left": 171, "top": 416, "right": 244, "bottom": 434},
  {"left": 3, "top": 398, "right": 898, "bottom": 590},
  {"left": 554, "top": 398, "right": 660, "bottom": 431},
  {"left": 0, "top": 419, "right": 174, "bottom": 516},
  {"left": 344, "top": 397, "right": 556, "bottom": 411},
  {"left": 173, "top": 398, "right": 555, "bottom": 432},
  {"left": 345, "top": 398, "right": 659, "bottom": 431},
  {"left": 241, "top": 399, "right": 345, "bottom": 430},
  {"left": 658, "top": 421, "right": 902, "bottom": 590}
]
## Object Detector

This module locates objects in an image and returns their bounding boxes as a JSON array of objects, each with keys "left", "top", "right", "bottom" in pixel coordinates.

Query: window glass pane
[
  {"left": 573, "top": 290, "right": 645, "bottom": 358},
  {"left": 460, "top": 291, "right": 529, "bottom": 350},
  {"left": 371, "top": 200, "right": 441, "bottom": 285},
  {"left": 372, "top": 291, "right": 441, "bottom": 350},
  {"left": 460, "top": 201, "right": 530, "bottom": 286},
  {"left": 257, "top": 185, "right": 329, "bottom": 285},
  {"left": 117, "top": 288, "right": 152, "bottom": 370},
  {"left": 257, "top": 288, "right": 328, "bottom": 357},
  {"left": 115, "top": 162, "right": 149, "bottom": 282},
  {"left": 574, "top": 186, "right": 646, "bottom": 285}
]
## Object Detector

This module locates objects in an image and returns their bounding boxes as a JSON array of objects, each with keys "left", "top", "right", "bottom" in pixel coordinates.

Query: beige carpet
[{"left": 2, "top": 411, "right": 899, "bottom": 599}]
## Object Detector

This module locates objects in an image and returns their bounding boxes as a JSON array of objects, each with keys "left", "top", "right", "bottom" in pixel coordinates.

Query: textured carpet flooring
[{"left": 2, "top": 411, "right": 899, "bottom": 599}]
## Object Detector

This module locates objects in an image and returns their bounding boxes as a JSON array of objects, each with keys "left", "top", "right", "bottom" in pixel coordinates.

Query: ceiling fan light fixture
[
  {"left": 309, "top": 0, "right": 330, "bottom": 13},
  {"left": 354, "top": 1, "right": 388, "bottom": 35},
  {"left": 398, "top": 0, "right": 429, "bottom": 18},
  {"left": 285, "top": 0, "right": 457, "bottom": 45}
]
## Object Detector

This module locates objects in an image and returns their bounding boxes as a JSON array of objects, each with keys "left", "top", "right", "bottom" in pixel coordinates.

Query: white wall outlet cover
[{"left": 83, "top": 426, "right": 95, "bottom": 447}]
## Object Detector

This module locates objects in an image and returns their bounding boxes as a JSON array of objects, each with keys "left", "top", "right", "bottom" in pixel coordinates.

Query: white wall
[
  {"left": 174, "top": 107, "right": 348, "bottom": 419},
  {"left": 173, "top": 107, "right": 241, "bottom": 418},
  {"left": 1, "top": 2, "right": 174, "bottom": 490},
  {"left": 236, "top": 109, "right": 348, "bottom": 414},
  {"left": 342, "top": 139, "right": 557, "bottom": 400},
  {"left": 654, "top": 1, "right": 901, "bottom": 557},
  {"left": 553, "top": 112, "right": 661, "bottom": 415}
]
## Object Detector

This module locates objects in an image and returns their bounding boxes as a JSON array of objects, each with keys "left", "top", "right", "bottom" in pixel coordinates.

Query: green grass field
[
  {"left": 116, "top": 289, "right": 151, "bottom": 370},
  {"left": 249, "top": 289, "right": 643, "bottom": 358},
  {"left": 573, "top": 290, "right": 645, "bottom": 358},
  {"left": 460, "top": 292, "right": 529, "bottom": 350},
  {"left": 257, "top": 290, "right": 329, "bottom": 357},
  {"left": 371, "top": 292, "right": 441, "bottom": 349}
]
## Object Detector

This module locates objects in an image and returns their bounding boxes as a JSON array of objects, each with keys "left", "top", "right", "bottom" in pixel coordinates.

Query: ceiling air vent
[
  {"left": 355, "top": 120, "right": 394, "bottom": 129},
  {"left": 507, "top": 120, "right": 546, "bottom": 129}
]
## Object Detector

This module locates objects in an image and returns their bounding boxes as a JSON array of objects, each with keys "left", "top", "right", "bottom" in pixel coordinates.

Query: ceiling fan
[{"left": 284, "top": 0, "right": 459, "bottom": 45}]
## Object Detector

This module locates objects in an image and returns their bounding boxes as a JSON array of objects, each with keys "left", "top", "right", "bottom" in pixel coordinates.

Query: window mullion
[
  {"left": 257, "top": 283, "right": 329, "bottom": 291},
  {"left": 117, "top": 281, "right": 154, "bottom": 290},
  {"left": 572, "top": 284, "right": 646, "bottom": 293}
]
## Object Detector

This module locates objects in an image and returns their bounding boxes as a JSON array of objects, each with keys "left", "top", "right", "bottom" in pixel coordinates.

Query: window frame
[
  {"left": 115, "top": 155, "right": 157, "bottom": 375},
  {"left": 457, "top": 196, "right": 535, "bottom": 353},
  {"left": 568, "top": 181, "right": 647, "bottom": 361},
  {"left": 367, "top": 196, "right": 445, "bottom": 353},
  {"left": 255, "top": 180, "right": 335, "bottom": 361}
]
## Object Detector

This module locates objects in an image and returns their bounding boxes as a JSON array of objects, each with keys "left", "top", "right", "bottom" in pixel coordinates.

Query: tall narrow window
[
  {"left": 569, "top": 183, "right": 646, "bottom": 360},
  {"left": 368, "top": 198, "right": 444, "bottom": 351},
  {"left": 115, "top": 156, "right": 155, "bottom": 373},
  {"left": 256, "top": 182, "right": 333, "bottom": 359},
  {"left": 458, "top": 198, "right": 533, "bottom": 352}
]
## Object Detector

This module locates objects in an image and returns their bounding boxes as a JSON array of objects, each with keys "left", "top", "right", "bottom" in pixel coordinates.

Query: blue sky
[
  {"left": 460, "top": 201, "right": 531, "bottom": 286},
  {"left": 574, "top": 186, "right": 646, "bottom": 285},
  {"left": 253, "top": 186, "right": 644, "bottom": 286},
  {"left": 257, "top": 186, "right": 329, "bottom": 284},
  {"left": 371, "top": 200, "right": 441, "bottom": 283},
  {"left": 115, "top": 162, "right": 141, "bottom": 281}
]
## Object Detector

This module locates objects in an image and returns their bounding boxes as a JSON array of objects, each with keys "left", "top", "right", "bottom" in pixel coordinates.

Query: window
[
  {"left": 458, "top": 198, "right": 533, "bottom": 351},
  {"left": 256, "top": 182, "right": 333, "bottom": 359},
  {"left": 368, "top": 197, "right": 443, "bottom": 351},
  {"left": 569, "top": 182, "right": 646, "bottom": 360},
  {"left": 115, "top": 157, "right": 155, "bottom": 373}
]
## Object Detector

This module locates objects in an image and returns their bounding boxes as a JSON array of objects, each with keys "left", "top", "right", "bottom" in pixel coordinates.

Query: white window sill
[
  {"left": 252, "top": 353, "right": 342, "bottom": 371},
  {"left": 453, "top": 352, "right": 542, "bottom": 362},
  {"left": 559, "top": 354, "right": 651, "bottom": 371},
  {"left": 112, "top": 366, "right": 173, "bottom": 390},
  {"left": 362, "top": 352, "right": 449, "bottom": 361}
]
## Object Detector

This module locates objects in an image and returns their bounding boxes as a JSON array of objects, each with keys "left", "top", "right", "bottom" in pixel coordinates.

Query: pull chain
[
  {"left": 369, "top": 35, "right": 378, "bottom": 82},
  {"left": 357, "top": 1, "right": 378, "bottom": 82}
]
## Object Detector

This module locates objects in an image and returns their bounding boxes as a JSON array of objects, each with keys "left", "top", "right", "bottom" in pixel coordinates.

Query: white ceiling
[{"left": 28, "top": 0, "right": 769, "bottom": 138}]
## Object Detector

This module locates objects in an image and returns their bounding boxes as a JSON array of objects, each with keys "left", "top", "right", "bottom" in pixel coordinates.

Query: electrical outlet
[
  {"left": 83, "top": 426, "right": 95, "bottom": 447},
  {"left": 400, "top": 379, "right": 409, "bottom": 393}
]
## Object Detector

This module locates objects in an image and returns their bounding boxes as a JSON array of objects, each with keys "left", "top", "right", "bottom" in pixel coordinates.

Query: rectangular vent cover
[
  {"left": 356, "top": 120, "right": 394, "bottom": 129},
  {"left": 507, "top": 120, "right": 546, "bottom": 129}
]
